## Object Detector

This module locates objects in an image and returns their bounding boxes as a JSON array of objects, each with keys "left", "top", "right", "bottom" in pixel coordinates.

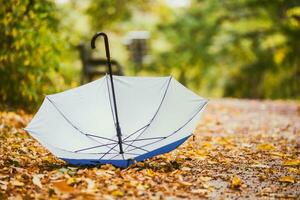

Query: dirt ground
[{"left": 0, "top": 99, "right": 299, "bottom": 199}]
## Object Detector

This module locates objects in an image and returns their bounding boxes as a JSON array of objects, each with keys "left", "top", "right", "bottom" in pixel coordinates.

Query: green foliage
[
  {"left": 1, "top": 0, "right": 299, "bottom": 109},
  {"left": 0, "top": 0, "right": 62, "bottom": 109},
  {"left": 153, "top": 0, "right": 300, "bottom": 99},
  {"left": 86, "top": 0, "right": 148, "bottom": 31}
]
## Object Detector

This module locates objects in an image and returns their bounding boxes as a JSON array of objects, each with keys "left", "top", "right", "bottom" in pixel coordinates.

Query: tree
[
  {"left": 0, "top": 0, "right": 62, "bottom": 108},
  {"left": 153, "top": 0, "right": 300, "bottom": 99}
]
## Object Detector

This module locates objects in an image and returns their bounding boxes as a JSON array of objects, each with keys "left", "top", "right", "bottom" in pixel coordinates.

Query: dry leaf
[
  {"left": 288, "top": 168, "right": 300, "bottom": 174},
  {"left": 279, "top": 176, "right": 295, "bottom": 183},
  {"left": 181, "top": 167, "right": 191, "bottom": 171},
  {"left": 1, "top": 100, "right": 299, "bottom": 199},
  {"left": 32, "top": 174, "right": 43, "bottom": 188},
  {"left": 112, "top": 190, "right": 124, "bottom": 197},
  {"left": 283, "top": 159, "right": 300, "bottom": 166},
  {"left": 231, "top": 175, "right": 242, "bottom": 189},
  {"left": 180, "top": 181, "right": 193, "bottom": 186},
  {"left": 53, "top": 181, "right": 75, "bottom": 193},
  {"left": 85, "top": 178, "right": 95, "bottom": 192},
  {"left": 11, "top": 180, "right": 24, "bottom": 187},
  {"left": 191, "top": 188, "right": 208, "bottom": 195},
  {"left": 145, "top": 169, "right": 155, "bottom": 177},
  {"left": 0, "top": 181, "right": 8, "bottom": 191},
  {"left": 257, "top": 143, "right": 275, "bottom": 151},
  {"left": 66, "top": 177, "right": 77, "bottom": 185}
]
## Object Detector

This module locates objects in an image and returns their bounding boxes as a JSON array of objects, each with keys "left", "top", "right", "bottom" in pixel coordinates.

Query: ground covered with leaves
[{"left": 0, "top": 99, "right": 299, "bottom": 199}]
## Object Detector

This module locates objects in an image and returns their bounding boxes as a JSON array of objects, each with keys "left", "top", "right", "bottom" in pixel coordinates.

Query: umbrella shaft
[
  {"left": 91, "top": 32, "right": 124, "bottom": 154},
  {"left": 108, "top": 62, "right": 124, "bottom": 154},
  {"left": 116, "top": 124, "right": 124, "bottom": 154}
]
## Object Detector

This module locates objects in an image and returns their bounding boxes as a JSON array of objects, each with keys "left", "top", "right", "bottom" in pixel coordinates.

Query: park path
[{"left": 0, "top": 99, "right": 299, "bottom": 199}]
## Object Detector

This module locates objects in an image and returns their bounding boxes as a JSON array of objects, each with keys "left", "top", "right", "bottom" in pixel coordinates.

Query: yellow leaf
[
  {"left": 24, "top": 59, "right": 30, "bottom": 66},
  {"left": 288, "top": 168, "right": 300, "bottom": 174},
  {"left": 53, "top": 181, "right": 75, "bottom": 193},
  {"left": 231, "top": 175, "right": 242, "bottom": 189},
  {"left": 270, "top": 152, "right": 285, "bottom": 157},
  {"left": 201, "top": 141, "right": 212, "bottom": 149},
  {"left": 66, "top": 177, "right": 77, "bottom": 185},
  {"left": 12, "top": 28, "right": 17, "bottom": 37},
  {"left": 146, "top": 169, "right": 155, "bottom": 177},
  {"left": 279, "top": 176, "right": 295, "bottom": 183},
  {"left": 283, "top": 159, "right": 300, "bottom": 166},
  {"left": 274, "top": 48, "right": 287, "bottom": 64},
  {"left": 257, "top": 143, "right": 275, "bottom": 151},
  {"left": 112, "top": 190, "right": 124, "bottom": 197}
]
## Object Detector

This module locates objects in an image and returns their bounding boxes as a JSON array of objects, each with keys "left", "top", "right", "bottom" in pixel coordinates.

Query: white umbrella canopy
[{"left": 25, "top": 33, "right": 208, "bottom": 168}]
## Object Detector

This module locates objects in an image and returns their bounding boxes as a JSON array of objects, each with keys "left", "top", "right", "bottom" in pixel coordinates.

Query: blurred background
[{"left": 1, "top": 0, "right": 299, "bottom": 110}]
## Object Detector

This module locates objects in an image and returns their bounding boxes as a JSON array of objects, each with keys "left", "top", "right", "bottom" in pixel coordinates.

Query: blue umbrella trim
[{"left": 61, "top": 134, "right": 191, "bottom": 168}]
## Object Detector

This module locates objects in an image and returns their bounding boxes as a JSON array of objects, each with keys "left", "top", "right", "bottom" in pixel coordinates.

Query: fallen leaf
[
  {"left": 231, "top": 175, "right": 242, "bottom": 189},
  {"left": 112, "top": 190, "right": 124, "bottom": 197},
  {"left": 270, "top": 152, "right": 285, "bottom": 157},
  {"left": 11, "top": 180, "right": 24, "bottom": 187},
  {"left": 53, "top": 181, "right": 75, "bottom": 193},
  {"left": 191, "top": 188, "right": 208, "bottom": 195},
  {"left": 180, "top": 181, "right": 193, "bottom": 186},
  {"left": 107, "top": 184, "right": 118, "bottom": 191},
  {"left": 66, "top": 177, "right": 78, "bottom": 185},
  {"left": 283, "top": 159, "right": 300, "bottom": 166},
  {"left": 145, "top": 169, "right": 155, "bottom": 177},
  {"left": 85, "top": 178, "right": 95, "bottom": 192},
  {"left": 181, "top": 167, "right": 191, "bottom": 171},
  {"left": 32, "top": 174, "right": 43, "bottom": 188},
  {"left": 288, "top": 167, "right": 300, "bottom": 174},
  {"left": 279, "top": 176, "right": 295, "bottom": 183},
  {"left": 257, "top": 143, "right": 275, "bottom": 151},
  {"left": 0, "top": 180, "right": 8, "bottom": 190},
  {"left": 251, "top": 163, "right": 270, "bottom": 168}
]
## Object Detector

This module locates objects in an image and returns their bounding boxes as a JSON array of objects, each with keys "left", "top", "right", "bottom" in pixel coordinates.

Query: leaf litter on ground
[{"left": 0, "top": 99, "right": 299, "bottom": 199}]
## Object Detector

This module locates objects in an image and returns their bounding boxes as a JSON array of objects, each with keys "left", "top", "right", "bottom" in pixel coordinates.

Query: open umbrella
[{"left": 25, "top": 32, "right": 208, "bottom": 168}]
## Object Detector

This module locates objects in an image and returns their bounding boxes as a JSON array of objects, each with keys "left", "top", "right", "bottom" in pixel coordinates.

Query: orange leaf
[{"left": 53, "top": 181, "right": 75, "bottom": 193}]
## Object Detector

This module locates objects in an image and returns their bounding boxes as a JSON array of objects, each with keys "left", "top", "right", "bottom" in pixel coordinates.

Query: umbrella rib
[
  {"left": 126, "top": 101, "right": 207, "bottom": 152},
  {"left": 99, "top": 143, "right": 119, "bottom": 160},
  {"left": 85, "top": 134, "right": 118, "bottom": 143},
  {"left": 45, "top": 96, "right": 118, "bottom": 153},
  {"left": 26, "top": 129, "right": 119, "bottom": 155},
  {"left": 108, "top": 153, "right": 120, "bottom": 160},
  {"left": 74, "top": 142, "right": 117, "bottom": 153},
  {"left": 165, "top": 101, "right": 207, "bottom": 138},
  {"left": 124, "top": 137, "right": 166, "bottom": 143},
  {"left": 123, "top": 76, "right": 172, "bottom": 151},
  {"left": 121, "top": 142, "right": 149, "bottom": 152},
  {"left": 107, "top": 152, "right": 141, "bottom": 160},
  {"left": 79, "top": 153, "right": 119, "bottom": 155},
  {"left": 122, "top": 123, "right": 150, "bottom": 141}
]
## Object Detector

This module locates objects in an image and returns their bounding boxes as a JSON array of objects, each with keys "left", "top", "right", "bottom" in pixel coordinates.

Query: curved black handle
[
  {"left": 91, "top": 32, "right": 110, "bottom": 59},
  {"left": 90, "top": 32, "right": 124, "bottom": 154}
]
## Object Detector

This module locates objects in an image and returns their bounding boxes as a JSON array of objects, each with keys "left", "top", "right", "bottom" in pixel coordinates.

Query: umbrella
[{"left": 25, "top": 32, "right": 208, "bottom": 168}]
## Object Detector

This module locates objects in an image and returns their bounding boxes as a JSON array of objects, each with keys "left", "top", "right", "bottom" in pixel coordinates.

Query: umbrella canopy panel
[{"left": 25, "top": 75, "right": 207, "bottom": 167}]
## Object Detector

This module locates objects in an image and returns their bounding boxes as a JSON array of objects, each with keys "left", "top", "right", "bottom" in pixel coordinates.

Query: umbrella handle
[
  {"left": 90, "top": 32, "right": 124, "bottom": 154},
  {"left": 91, "top": 32, "right": 111, "bottom": 60}
]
